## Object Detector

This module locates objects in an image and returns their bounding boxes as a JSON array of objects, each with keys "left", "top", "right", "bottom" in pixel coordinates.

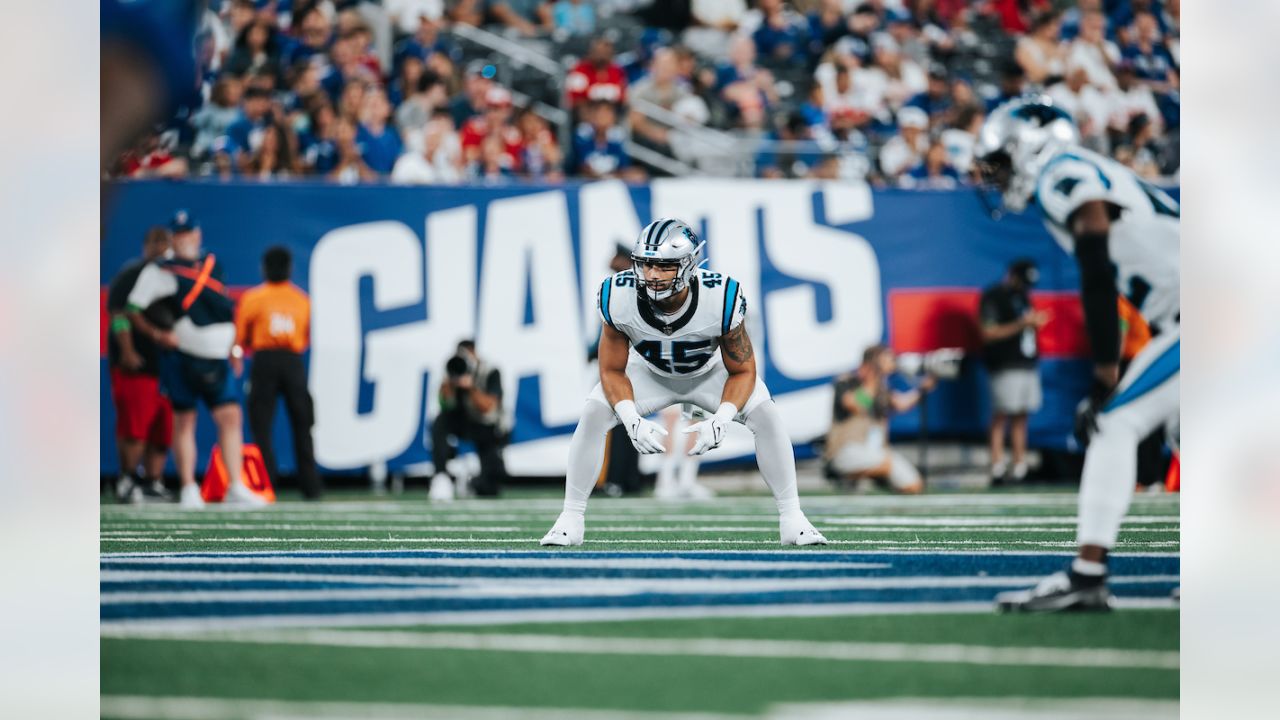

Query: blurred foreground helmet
[
  {"left": 974, "top": 95, "right": 1079, "bottom": 216},
  {"left": 631, "top": 218, "right": 706, "bottom": 302}
]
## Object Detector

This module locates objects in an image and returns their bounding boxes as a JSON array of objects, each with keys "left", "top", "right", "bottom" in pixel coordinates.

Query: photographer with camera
[
  {"left": 429, "top": 340, "right": 509, "bottom": 499},
  {"left": 824, "top": 345, "right": 934, "bottom": 494},
  {"left": 980, "top": 259, "right": 1050, "bottom": 485}
]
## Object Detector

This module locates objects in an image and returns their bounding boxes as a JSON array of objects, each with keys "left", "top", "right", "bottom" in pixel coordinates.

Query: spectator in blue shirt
[
  {"left": 389, "top": 47, "right": 427, "bottom": 108},
  {"left": 806, "top": 0, "right": 851, "bottom": 58},
  {"left": 356, "top": 87, "right": 403, "bottom": 174},
  {"left": 906, "top": 65, "right": 953, "bottom": 125},
  {"left": 393, "top": 13, "right": 456, "bottom": 75},
  {"left": 572, "top": 100, "right": 629, "bottom": 178},
  {"left": 984, "top": 63, "right": 1027, "bottom": 113},
  {"left": 450, "top": 61, "right": 495, "bottom": 128},
  {"left": 1120, "top": 12, "right": 1175, "bottom": 89},
  {"left": 280, "top": 4, "right": 331, "bottom": 69},
  {"left": 300, "top": 102, "right": 339, "bottom": 175},
  {"left": 902, "top": 139, "right": 963, "bottom": 189},
  {"left": 751, "top": 0, "right": 811, "bottom": 67},
  {"left": 222, "top": 86, "right": 274, "bottom": 160},
  {"left": 1110, "top": 0, "right": 1169, "bottom": 42}
]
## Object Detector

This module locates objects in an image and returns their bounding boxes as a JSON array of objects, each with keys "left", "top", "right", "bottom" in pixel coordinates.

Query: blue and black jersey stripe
[
  {"left": 599, "top": 277, "right": 617, "bottom": 330},
  {"left": 1104, "top": 339, "right": 1179, "bottom": 413},
  {"left": 721, "top": 278, "right": 740, "bottom": 336}
]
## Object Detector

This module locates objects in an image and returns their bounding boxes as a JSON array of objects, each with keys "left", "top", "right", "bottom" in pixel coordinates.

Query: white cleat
[
  {"left": 179, "top": 484, "right": 206, "bottom": 509},
  {"left": 653, "top": 482, "right": 683, "bottom": 501},
  {"left": 780, "top": 513, "right": 827, "bottom": 546},
  {"left": 539, "top": 513, "right": 584, "bottom": 546},
  {"left": 223, "top": 482, "right": 268, "bottom": 507},
  {"left": 428, "top": 473, "right": 455, "bottom": 503}
]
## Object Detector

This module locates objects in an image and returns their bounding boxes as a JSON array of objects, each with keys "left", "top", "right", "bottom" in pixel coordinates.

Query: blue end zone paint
[
  {"left": 100, "top": 582, "right": 1179, "bottom": 622},
  {"left": 100, "top": 551, "right": 1179, "bottom": 623},
  {"left": 101, "top": 580, "right": 458, "bottom": 593}
]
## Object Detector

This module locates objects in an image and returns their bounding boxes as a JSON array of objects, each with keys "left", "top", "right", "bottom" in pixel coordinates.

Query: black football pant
[
  {"left": 431, "top": 409, "right": 509, "bottom": 496},
  {"left": 248, "top": 350, "right": 322, "bottom": 500}
]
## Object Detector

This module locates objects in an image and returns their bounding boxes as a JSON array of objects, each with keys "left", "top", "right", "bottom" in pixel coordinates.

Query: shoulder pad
[{"left": 1036, "top": 152, "right": 1122, "bottom": 226}]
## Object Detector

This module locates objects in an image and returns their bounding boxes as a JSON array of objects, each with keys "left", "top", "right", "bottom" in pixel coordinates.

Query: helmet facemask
[
  {"left": 974, "top": 95, "right": 1081, "bottom": 218},
  {"left": 975, "top": 149, "right": 1014, "bottom": 218},
  {"left": 633, "top": 255, "right": 696, "bottom": 303},
  {"left": 630, "top": 218, "right": 705, "bottom": 304}
]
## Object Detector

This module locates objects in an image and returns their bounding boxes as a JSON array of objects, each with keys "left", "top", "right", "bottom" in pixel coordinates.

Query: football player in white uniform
[
  {"left": 541, "top": 218, "right": 827, "bottom": 546},
  {"left": 975, "top": 96, "right": 1179, "bottom": 611}
]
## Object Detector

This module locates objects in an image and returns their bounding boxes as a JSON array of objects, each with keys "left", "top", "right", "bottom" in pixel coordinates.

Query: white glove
[
  {"left": 614, "top": 400, "right": 669, "bottom": 454},
  {"left": 683, "top": 403, "right": 737, "bottom": 456}
]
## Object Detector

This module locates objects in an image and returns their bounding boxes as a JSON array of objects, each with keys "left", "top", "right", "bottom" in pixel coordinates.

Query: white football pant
[{"left": 1077, "top": 328, "right": 1180, "bottom": 549}]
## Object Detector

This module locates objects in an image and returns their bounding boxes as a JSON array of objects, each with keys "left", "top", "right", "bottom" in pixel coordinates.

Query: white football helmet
[
  {"left": 631, "top": 218, "right": 705, "bottom": 302},
  {"left": 975, "top": 95, "right": 1080, "bottom": 215}
]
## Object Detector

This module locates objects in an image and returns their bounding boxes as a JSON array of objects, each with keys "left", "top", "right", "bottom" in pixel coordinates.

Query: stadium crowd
[{"left": 109, "top": 0, "right": 1179, "bottom": 186}]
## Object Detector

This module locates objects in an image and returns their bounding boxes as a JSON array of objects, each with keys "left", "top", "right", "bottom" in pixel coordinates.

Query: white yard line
[
  {"left": 99, "top": 575, "right": 1182, "bottom": 605},
  {"left": 102, "top": 628, "right": 1180, "bottom": 670},
  {"left": 100, "top": 597, "right": 1178, "bottom": 633},
  {"left": 767, "top": 698, "right": 1177, "bottom": 720},
  {"left": 99, "top": 695, "right": 738, "bottom": 720},
  {"left": 100, "top": 554, "right": 890, "bottom": 570}
]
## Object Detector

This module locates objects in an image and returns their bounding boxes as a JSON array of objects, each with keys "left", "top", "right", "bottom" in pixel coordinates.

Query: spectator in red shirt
[
  {"left": 460, "top": 86, "right": 524, "bottom": 170},
  {"left": 565, "top": 37, "right": 627, "bottom": 120},
  {"left": 118, "top": 130, "right": 189, "bottom": 178}
]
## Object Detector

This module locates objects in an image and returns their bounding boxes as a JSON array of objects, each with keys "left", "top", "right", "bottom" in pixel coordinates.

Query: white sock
[
  {"left": 744, "top": 401, "right": 802, "bottom": 517},
  {"left": 562, "top": 399, "right": 618, "bottom": 517},
  {"left": 1071, "top": 558, "right": 1108, "bottom": 576},
  {"left": 656, "top": 418, "right": 681, "bottom": 494},
  {"left": 678, "top": 453, "right": 700, "bottom": 490}
]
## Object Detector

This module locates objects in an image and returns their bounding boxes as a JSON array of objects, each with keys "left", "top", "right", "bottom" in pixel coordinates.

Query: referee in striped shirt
[{"left": 235, "top": 246, "right": 322, "bottom": 500}]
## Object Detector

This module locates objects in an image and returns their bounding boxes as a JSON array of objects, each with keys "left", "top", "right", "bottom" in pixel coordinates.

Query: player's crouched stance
[
  {"left": 542, "top": 218, "right": 826, "bottom": 547},
  {"left": 975, "top": 97, "right": 1180, "bottom": 611}
]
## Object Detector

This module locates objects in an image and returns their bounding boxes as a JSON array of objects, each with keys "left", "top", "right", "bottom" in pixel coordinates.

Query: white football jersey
[
  {"left": 596, "top": 268, "right": 747, "bottom": 379},
  {"left": 1034, "top": 145, "right": 1180, "bottom": 332}
]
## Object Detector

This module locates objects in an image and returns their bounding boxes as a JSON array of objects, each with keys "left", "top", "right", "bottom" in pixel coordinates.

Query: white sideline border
[{"left": 98, "top": 695, "right": 1178, "bottom": 720}]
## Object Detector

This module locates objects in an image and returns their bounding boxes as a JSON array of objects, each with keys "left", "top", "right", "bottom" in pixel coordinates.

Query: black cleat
[
  {"left": 138, "top": 480, "right": 175, "bottom": 503},
  {"left": 996, "top": 571, "right": 1114, "bottom": 613},
  {"left": 115, "top": 475, "right": 142, "bottom": 504}
]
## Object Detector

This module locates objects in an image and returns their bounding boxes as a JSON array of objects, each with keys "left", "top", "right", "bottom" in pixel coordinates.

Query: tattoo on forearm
[{"left": 722, "top": 323, "right": 754, "bottom": 363}]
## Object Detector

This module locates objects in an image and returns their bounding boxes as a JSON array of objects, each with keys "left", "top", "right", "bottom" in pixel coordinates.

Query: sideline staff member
[
  {"left": 107, "top": 225, "right": 174, "bottom": 502},
  {"left": 127, "top": 210, "right": 259, "bottom": 508},
  {"left": 235, "top": 246, "right": 322, "bottom": 499},
  {"left": 979, "top": 258, "right": 1048, "bottom": 484}
]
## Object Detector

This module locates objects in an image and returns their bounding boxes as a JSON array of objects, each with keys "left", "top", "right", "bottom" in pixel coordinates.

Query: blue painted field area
[{"left": 101, "top": 493, "right": 1180, "bottom": 717}]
